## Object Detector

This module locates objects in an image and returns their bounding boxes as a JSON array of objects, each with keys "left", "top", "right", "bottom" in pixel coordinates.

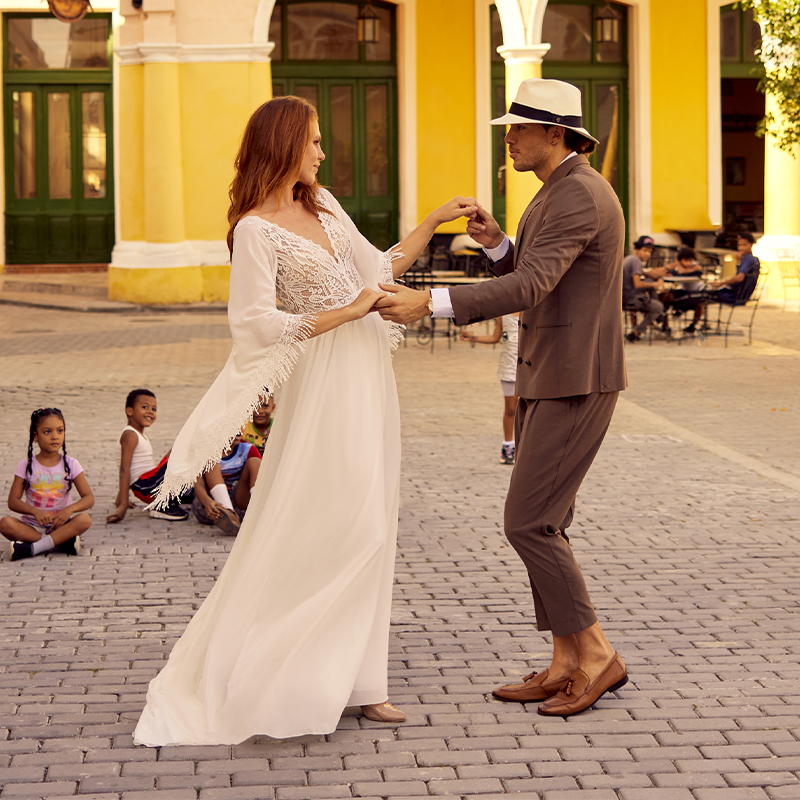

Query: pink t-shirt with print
[{"left": 14, "top": 455, "right": 84, "bottom": 526}]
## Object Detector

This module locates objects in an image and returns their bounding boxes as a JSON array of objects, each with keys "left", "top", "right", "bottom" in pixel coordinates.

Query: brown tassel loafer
[
  {"left": 538, "top": 652, "right": 628, "bottom": 717},
  {"left": 492, "top": 668, "right": 570, "bottom": 703}
]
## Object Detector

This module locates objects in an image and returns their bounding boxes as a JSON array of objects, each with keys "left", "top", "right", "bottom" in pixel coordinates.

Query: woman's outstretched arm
[{"left": 390, "top": 196, "right": 478, "bottom": 278}]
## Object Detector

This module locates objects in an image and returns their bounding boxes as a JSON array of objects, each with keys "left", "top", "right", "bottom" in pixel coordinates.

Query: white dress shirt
[{"left": 430, "top": 151, "right": 578, "bottom": 318}]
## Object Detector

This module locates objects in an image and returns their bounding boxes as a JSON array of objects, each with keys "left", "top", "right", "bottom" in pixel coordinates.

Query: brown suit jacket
[{"left": 450, "top": 154, "right": 627, "bottom": 400}]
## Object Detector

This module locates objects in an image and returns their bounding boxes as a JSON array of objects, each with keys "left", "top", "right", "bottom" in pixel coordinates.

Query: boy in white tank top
[{"left": 106, "top": 389, "right": 196, "bottom": 524}]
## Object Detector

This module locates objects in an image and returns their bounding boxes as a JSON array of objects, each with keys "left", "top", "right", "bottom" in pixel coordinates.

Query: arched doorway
[
  {"left": 719, "top": 2, "right": 764, "bottom": 244},
  {"left": 269, "top": 1, "right": 398, "bottom": 250}
]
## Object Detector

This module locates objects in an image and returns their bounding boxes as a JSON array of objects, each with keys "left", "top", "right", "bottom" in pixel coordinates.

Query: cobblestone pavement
[{"left": 1, "top": 300, "right": 800, "bottom": 799}]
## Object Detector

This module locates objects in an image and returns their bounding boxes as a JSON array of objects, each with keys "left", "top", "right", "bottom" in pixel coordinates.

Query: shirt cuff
[
  {"left": 484, "top": 235, "right": 510, "bottom": 262},
  {"left": 430, "top": 287, "right": 454, "bottom": 318}
]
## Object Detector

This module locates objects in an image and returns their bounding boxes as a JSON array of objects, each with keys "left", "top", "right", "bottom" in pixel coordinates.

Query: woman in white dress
[{"left": 133, "top": 96, "right": 476, "bottom": 746}]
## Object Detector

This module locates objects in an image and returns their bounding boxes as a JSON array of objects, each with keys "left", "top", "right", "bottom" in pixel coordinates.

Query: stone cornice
[{"left": 115, "top": 42, "right": 275, "bottom": 66}]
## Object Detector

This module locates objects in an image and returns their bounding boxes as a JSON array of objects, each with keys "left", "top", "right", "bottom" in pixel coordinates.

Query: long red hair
[{"left": 226, "top": 96, "right": 329, "bottom": 255}]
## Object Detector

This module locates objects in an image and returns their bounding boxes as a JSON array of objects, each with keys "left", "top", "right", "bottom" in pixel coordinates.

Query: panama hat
[{"left": 490, "top": 78, "right": 599, "bottom": 144}]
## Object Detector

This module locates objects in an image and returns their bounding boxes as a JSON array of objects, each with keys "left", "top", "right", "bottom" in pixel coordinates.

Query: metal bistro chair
[
  {"left": 776, "top": 256, "right": 800, "bottom": 311},
  {"left": 706, "top": 264, "right": 769, "bottom": 347}
]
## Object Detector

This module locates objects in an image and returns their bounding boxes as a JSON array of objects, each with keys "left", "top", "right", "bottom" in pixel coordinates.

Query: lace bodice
[{"left": 235, "top": 197, "right": 365, "bottom": 314}]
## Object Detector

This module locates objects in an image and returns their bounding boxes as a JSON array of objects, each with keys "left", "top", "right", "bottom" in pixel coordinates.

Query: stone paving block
[
  {"left": 427, "top": 777, "right": 504, "bottom": 794},
  {"left": 351, "top": 783, "right": 428, "bottom": 798},
  {"left": 540, "top": 791, "right": 618, "bottom": 800},
  {"left": 0, "top": 780, "right": 78, "bottom": 796},
  {"left": 382, "top": 765, "right": 456, "bottom": 781},
  {"left": 499, "top": 776, "right": 578, "bottom": 792},
  {"left": 578, "top": 774, "right": 654, "bottom": 790},
  {"left": 765, "top": 787, "right": 800, "bottom": 799},
  {"left": 725, "top": 772, "right": 799, "bottom": 787},
  {"left": 158, "top": 773, "right": 231, "bottom": 790},
  {"left": 201, "top": 789, "right": 276, "bottom": 800},
  {"left": 456, "top": 763, "right": 531, "bottom": 779},
  {"left": 693, "top": 790, "right": 769, "bottom": 799},
  {"left": 308, "top": 767, "right": 381, "bottom": 785},
  {"left": 652, "top": 771, "right": 728, "bottom": 788},
  {"left": 79, "top": 775, "right": 155, "bottom": 792},
  {"left": 232, "top": 769, "right": 306, "bottom": 786},
  {"left": 0, "top": 764, "right": 46, "bottom": 782},
  {"left": 416, "top": 749, "right": 490, "bottom": 766},
  {"left": 530, "top": 760, "right": 604, "bottom": 778},
  {"left": 119, "top": 791, "right": 197, "bottom": 800},
  {"left": 343, "top": 751, "right": 415, "bottom": 768},
  {"left": 618, "top": 790, "right": 695, "bottom": 800}
]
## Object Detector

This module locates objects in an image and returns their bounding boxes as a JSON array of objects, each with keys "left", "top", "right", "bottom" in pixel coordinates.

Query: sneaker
[
  {"left": 501, "top": 444, "right": 515, "bottom": 465},
  {"left": 683, "top": 323, "right": 696, "bottom": 334},
  {"left": 625, "top": 331, "right": 640, "bottom": 343},
  {"left": 55, "top": 536, "right": 81, "bottom": 556},
  {"left": 149, "top": 504, "right": 189, "bottom": 521},
  {"left": 11, "top": 541, "right": 34, "bottom": 561},
  {"left": 212, "top": 506, "right": 241, "bottom": 537}
]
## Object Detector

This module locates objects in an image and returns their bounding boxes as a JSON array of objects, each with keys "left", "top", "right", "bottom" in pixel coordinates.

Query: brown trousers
[{"left": 504, "top": 391, "right": 619, "bottom": 637}]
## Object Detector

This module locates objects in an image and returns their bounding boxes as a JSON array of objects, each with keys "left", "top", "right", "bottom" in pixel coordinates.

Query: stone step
[{"left": 0, "top": 277, "right": 108, "bottom": 299}]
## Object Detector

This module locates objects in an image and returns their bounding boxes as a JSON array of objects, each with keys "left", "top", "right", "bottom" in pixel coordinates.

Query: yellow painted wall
[
  {"left": 415, "top": 0, "right": 477, "bottom": 232},
  {"left": 109, "top": 265, "right": 230, "bottom": 305},
  {"left": 650, "top": 0, "right": 711, "bottom": 232},
  {"left": 180, "top": 61, "right": 272, "bottom": 241}
]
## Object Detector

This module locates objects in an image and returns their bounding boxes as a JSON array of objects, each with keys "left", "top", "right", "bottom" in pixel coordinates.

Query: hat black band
[{"left": 508, "top": 102, "right": 583, "bottom": 128}]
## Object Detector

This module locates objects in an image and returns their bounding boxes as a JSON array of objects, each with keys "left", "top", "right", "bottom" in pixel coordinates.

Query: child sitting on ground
[
  {"left": 459, "top": 314, "right": 520, "bottom": 464},
  {"left": 192, "top": 437, "right": 262, "bottom": 535},
  {"left": 106, "top": 389, "right": 190, "bottom": 524},
  {"left": 240, "top": 394, "right": 275, "bottom": 455},
  {"left": 1, "top": 407, "right": 94, "bottom": 561}
]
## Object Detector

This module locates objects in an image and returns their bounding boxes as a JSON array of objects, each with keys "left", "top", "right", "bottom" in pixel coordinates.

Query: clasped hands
[{"left": 374, "top": 197, "right": 504, "bottom": 325}]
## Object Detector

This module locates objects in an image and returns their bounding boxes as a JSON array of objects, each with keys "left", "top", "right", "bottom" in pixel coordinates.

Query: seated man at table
[
  {"left": 662, "top": 247, "right": 707, "bottom": 333},
  {"left": 622, "top": 235, "right": 668, "bottom": 341},
  {"left": 705, "top": 232, "right": 761, "bottom": 305}
]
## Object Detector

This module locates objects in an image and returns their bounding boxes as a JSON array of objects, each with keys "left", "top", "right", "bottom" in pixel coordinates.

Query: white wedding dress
[{"left": 133, "top": 189, "right": 402, "bottom": 745}]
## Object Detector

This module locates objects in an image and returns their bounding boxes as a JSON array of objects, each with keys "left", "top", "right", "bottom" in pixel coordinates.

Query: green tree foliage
[{"left": 738, "top": 1, "right": 800, "bottom": 152}]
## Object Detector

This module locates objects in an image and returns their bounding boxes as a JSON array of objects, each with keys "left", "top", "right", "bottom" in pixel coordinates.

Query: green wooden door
[
  {"left": 4, "top": 82, "right": 114, "bottom": 263},
  {"left": 270, "top": 1, "right": 398, "bottom": 250},
  {"left": 273, "top": 77, "right": 398, "bottom": 251}
]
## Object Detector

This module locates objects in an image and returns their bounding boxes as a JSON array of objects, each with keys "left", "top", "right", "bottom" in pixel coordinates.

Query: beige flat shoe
[{"left": 361, "top": 702, "right": 406, "bottom": 723}]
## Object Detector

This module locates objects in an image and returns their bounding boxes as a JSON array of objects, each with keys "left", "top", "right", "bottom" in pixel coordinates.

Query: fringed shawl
[{"left": 152, "top": 189, "right": 403, "bottom": 506}]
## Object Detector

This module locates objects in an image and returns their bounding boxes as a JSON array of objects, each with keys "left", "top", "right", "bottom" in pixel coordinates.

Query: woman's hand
[
  {"left": 459, "top": 330, "right": 475, "bottom": 342},
  {"left": 348, "top": 287, "right": 386, "bottom": 320},
  {"left": 432, "top": 196, "right": 478, "bottom": 225}
]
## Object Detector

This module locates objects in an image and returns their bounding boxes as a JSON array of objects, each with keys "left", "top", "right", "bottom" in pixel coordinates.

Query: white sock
[
  {"left": 32, "top": 534, "right": 55, "bottom": 556},
  {"left": 503, "top": 440, "right": 515, "bottom": 448},
  {"left": 210, "top": 484, "right": 234, "bottom": 510}
]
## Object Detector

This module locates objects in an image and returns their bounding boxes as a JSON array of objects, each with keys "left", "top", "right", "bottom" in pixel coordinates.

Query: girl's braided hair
[{"left": 24, "top": 408, "right": 71, "bottom": 491}]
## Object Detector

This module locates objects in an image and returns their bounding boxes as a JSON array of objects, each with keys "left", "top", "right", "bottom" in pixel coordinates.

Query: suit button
[
  {"left": 521, "top": 323, "right": 528, "bottom": 329},
  {"left": 525, "top": 360, "right": 531, "bottom": 366},
  {"left": 517, "top": 357, "right": 522, "bottom": 365}
]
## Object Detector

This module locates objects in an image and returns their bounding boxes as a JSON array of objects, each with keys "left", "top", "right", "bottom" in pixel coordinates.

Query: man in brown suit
[{"left": 377, "top": 79, "right": 628, "bottom": 717}]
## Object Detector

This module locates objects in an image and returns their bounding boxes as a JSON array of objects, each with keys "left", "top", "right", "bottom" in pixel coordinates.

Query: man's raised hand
[{"left": 466, "top": 203, "right": 505, "bottom": 249}]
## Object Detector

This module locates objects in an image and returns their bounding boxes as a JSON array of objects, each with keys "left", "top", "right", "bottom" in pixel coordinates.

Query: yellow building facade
[{"left": 0, "top": 0, "right": 796, "bottom": 302}]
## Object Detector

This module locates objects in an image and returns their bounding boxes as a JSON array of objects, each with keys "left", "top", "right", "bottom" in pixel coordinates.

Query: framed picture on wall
[{"left": 726, "top": 157, "right": 746, "bottom": 186}]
